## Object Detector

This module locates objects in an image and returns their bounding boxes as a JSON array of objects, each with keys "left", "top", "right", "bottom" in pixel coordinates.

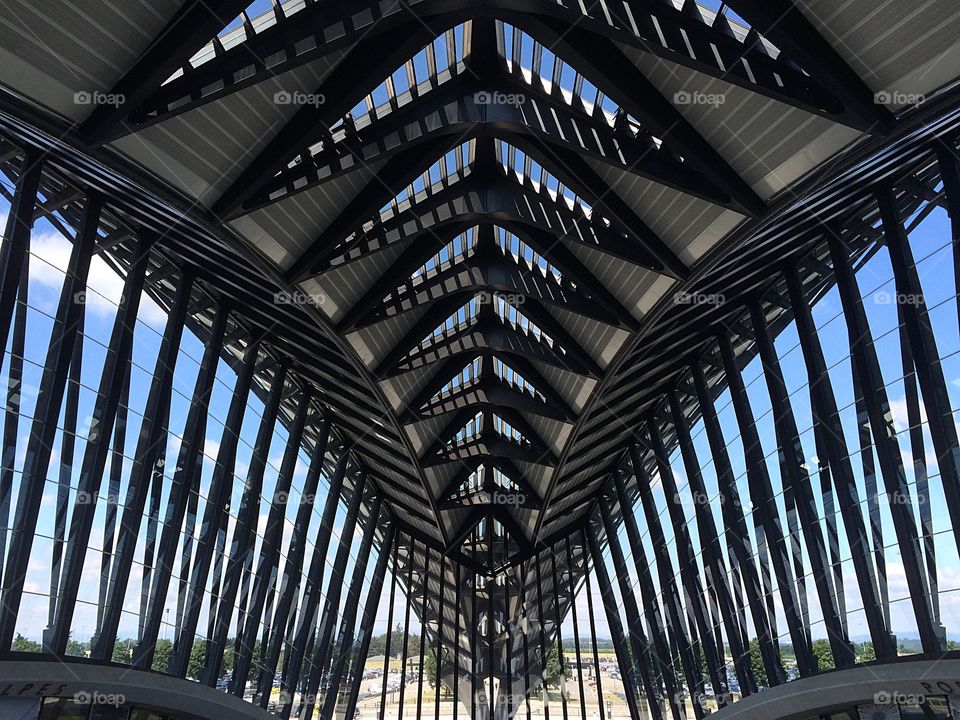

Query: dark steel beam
[
  {"left": 724, "top": 0, "right": 895, "bottom": 133},
  {"left": 748, "top": 301, "right": 855, "bottom": 668},
  {"left": 246, "top": 418, "right": 337, "bottom": 702},
  {"left": 47, "top": 231, "right": 153, "bottom": 654},
  {"left": 272, "top": 450, "right": 348, "bottom": 713},
  {"left": 598, "top": 498, "right": 663, "bottom": 720},
  {"left": 133, "top": 300, "right": 230, "bottom": 670},
  {"left": 0, "top": 191, "right": 101, "bottom": 649},
  {"left": 93, "top": 272, "right": 194, "bottom": 660},
  {"left": 715, "top": 331, "right": 816, "bottom": 677},
  {"left": 827, "top": 231, "right": 946, "bottom": 654},
  {"left": 584, "top": 524, "right": 643, "bottom": 720},
  {"left": 80, "top": 0, "right": 252, "bottom": 144},
  {"left": 784, "top": 265, "right": 903, "bottom": 657},
  {"left": 689, "top": 362, "right": 784, "bottom": 688}
]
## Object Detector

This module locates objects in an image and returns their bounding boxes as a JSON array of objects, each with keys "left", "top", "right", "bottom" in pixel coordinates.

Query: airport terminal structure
[{"left": 0, "top": 1, "right": 958, "bottom": 719}]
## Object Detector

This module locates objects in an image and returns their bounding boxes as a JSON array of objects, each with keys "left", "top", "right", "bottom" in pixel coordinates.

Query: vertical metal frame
[
  {"left": 827, "top": 231, "right": 944, "bottom": 654},
  {"left": 0, "top": 190, "right": 103, "bottom": 648}
]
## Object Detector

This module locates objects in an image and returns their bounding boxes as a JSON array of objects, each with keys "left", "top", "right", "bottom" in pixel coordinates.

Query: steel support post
[
  {"left": 320, "top": 495, "right": 383, "bottom": 720},
  {"left": 879, "top": 184, "right": 960, "bottom": 578},
  {"left": 344, "top": 523, "right": 396, "bottom": 720},
  {"left": 396, "top": 536, "right": 416, "bottom": 720},
  {"left": 435, "top": 555, "right": 445, "bottom": 720},
  {"left": 0, "top": 148, "right": 43, "bottom": 351},
  {"left": 615, "top": 463, "right": 685, "bottom": 719},
  {"left": 550, "top": 551, "right": 569, "bottom": 720},
  {"left": 0, "top": 191, "right": 102, "bottom": 648},
  {"left": 689, "top": 362, "right": 784, "bottom": 688},
  {"left": 0, "top": 266, "right": 27, "bottom": 592},
  {"left": 168, "top": 338, "right": 261, "bottom": 677},
  {"left": 749, "top": 301, "right": 856, "bottom": 668},
  {"left": 584, "top": 523, "right": 643, "bottom": 720},
  {"left": 667, "top": 388, "right": 750, "bottom": 695},
  {"left": 298, "top": 474, "right": 369, "bottom": 719},
  {"left": 379, "top": 537, "right": 401, "bottom": 720},
  {"left": 583, "top": 558, "right": 604, "bottom": 720},
  {"left": 48, "top": 231, "right": 153, "bottom": 654},
  {"left": 272, "top": 450, "right": 349, "bottom": 712},
  {"left": 94, "top": 272, "right": 193, "bottom": 659},
  {"left": 827, "top": 231, "right": 944, "bottom": 654},
  {"left": 715, "top": 331, "right": 816, "bottom": 676},
  {"left": 785, "top": 265, "right": 902, "bottom": 657},
  {"left": 598, "top": 496, "right": 662, "bottom": 720},
  {"left": 630, "top": 444, "right": 705, "bottom": 718},
  {"left": 234, "top": 390, "right": 311, "bottom": 696},
  {"left": 249, "top": 418, "right": 330, "bottom": 703},
  {"left": 646, "top": 414, "right": 728, "bottom": 701},
  {"left": 133, "top": 300, "right": 229, "bottom": 669},
  {"left": 563, "top": 537, "right": 587, "bottom": 720}
]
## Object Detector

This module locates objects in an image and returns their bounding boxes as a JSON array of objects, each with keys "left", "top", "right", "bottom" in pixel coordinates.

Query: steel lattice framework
[{"left": 0, "top": 1, "right": 958, "bottom": 720}]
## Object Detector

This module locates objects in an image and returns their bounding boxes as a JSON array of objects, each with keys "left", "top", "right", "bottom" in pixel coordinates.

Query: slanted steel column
[
  {"left": 0, "top": 190, "right": 102, "bottom": 648},
  {"left": 550, "top": 552, "right": 569, "bottom": 720},
  {"left": 563, "top": 537, "right": 587, "bottom": 720},
  {"left": 534, "top": 552, "right": 551, "bottom": 720},
  {"left": 689, "top": 361, "right": 784, "bottom": 688},
  {"left": 880, "top": 185, "right": 960, "bottom": 568},
  {"left": 133, "top": 300, "right": 230, "bottom": 669},
  {"left": 298, "top": 474, "right": 369, "bottom": 719},
  {"left": 615, "top": 463, "right": 685, "bottom": 720},
  {"left": 48, "top": 312, "right": 82, "bottom": 645},
  {"left": 749, "top": 301, "right": 856, "bottom": 668},
  {"left": 646, "top": 414, "right": 728, "bottom": 702},
  {"left": 379, "top": 537, "right": 401, "bottom": 720},
  {"left": 344, "top": 523, "right": 396, "bottom": 720},
  {"left": 0, "top": 266, "right": 27, "bottom": 591},
  {"left": 584, "top": 524, "right": 643, "bottom": 720},
  {"left": 715, "top": 331, "right": 816, "bottom": 676},
  {"left": 454, "top": 561, "right": 462, "bottom": 720},
  {"left": 271, "top": 448, "right": 347, "bottom": 710},
  {"left": 320, "top": 494, "right": 383, "bottom": 720},
  {"left": 0, "top": 148, "right": 43, "bottom": 351},
  {"left": 435, "top": 555, "right": 445, "bottom": 720},
  {"left": 934, "top": 143, "right": 960, "bottom": 340},
  {"left": 397, "top": 536, "right": 416, "bottom": 720},
  {"left": 827, "top": 230, "right": 944, "bottom": 654},
  {"left": 583, "top": 558, "right": 604, "bottom": 720},
  {"left": 598, "top": 495, "right": 663, "bottom": 720},
  {"left": 630, "top": 444, "right": 705, "bottom": 718},
  {"left": 667, "top": 388, "right": 751, "bottom": 695},
  {"left": 168, "top": 338, "right": 261, "bottom": 677},
  {"left": 48, "top": 231, "right": 153, "bottom": 654},
  {"left": 93, "top": 272, "right": 193, "bottom": 660},
  {"left": 249, "top": 419, "right": 332, "bottom": 696},
  {"left": 898, "top": 316, "right": 939, "bottom": 634},
  {"left": 416, "top": 545, "right": 430, "bottom": 720},
  {"left": 785, "top": 265, "right": 901, "bottom": 658},
  {"left": 98, "top": 364, "right": 129, "bottom": 635},
  {"left": 234, "top": 390, "right": 311, "bottom": 696}
]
